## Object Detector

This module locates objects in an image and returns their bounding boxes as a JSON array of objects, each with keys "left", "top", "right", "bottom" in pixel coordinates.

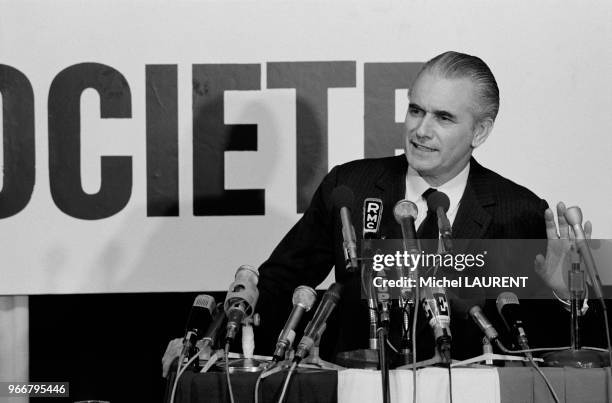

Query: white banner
[{"left": 0, "top": 0, "right": 611, "bottom": 293}]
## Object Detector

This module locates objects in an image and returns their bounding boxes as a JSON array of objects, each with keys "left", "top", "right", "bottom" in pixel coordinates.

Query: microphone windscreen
[
  {"left": 194, "top": 294, "right": 216, "bottom": 311},
  {"left": 564, "top": 206, "right": 583, "bottom": 227},
  {"left": 331, "top": 185, "right": 355, "bottom": 209},
  {"left": 426, "top": 190, "right": 450, "bottom": 213},
  {"left": 496, "top": 291, "right": 519, "bottom": 312},
  {"left": 186, "top": 294, "right": 216, "bottom": 334},
  {"left": 444, "top": 289, "right": 485, "bottom": 319},
  {"left": 235, "top": 265, "right": 259, "bottom": 285},
  {"left": 393, "top": 199, "right": 418, "bottom": 223},
  {"left": 292, "top": 285, "right": 317, "bottom": 311},
  {"left": 324, "top": 282, "right": 343, "bottom": 303}
]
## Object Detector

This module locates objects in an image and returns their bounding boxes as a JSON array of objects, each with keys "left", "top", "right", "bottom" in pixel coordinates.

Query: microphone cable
[
  {"left": 169, "top": 351, "right": 184, "bottom": 403},
  {"left": 447, "top": 365, "right": 453, "bottom": 403},
  {"left": 597, "top": 297, "right": 612, "bottom": 367},
  {"left": 386, "top": 337, "right": 399, "bottom": 353},
  {"left": 411, "top": 277, "right": 420, "bottom": 403},
  {"left": 376, "top": 325, "right": 391, "bottom": 403},
  {"left": 225, "top": 342, "right": 236, "bottom": 403},
  {"left": 495, "top": 339, "right": 564, "bottom": 403},
  {"left": 277, "top": 361, "right": 298, "bottom": 403},
  {"left": 526, "top": 354, "right": 560, "bottom": 403},
  {"left": 170, "top": 350, "right": 200, "bottom": 403},
  {"left": 493, "top": 340, "right": 609, "bottom": 355},
  {"left": 254, "top": 362, "right": 277, "bottom": 403}
]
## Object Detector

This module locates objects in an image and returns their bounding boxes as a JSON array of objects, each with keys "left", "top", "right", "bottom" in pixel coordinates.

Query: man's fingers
[
  {"left": 556, "top": 202, "right": 570, "bottom": 239},
  {"left": 534, "top": 254, "right": 547, "bottom": 274},
  {"left": 544, "top": 209, "right": 559, "bottom": 240},
  {"left": 162, "top": 338, "right": 183, "bottom": 378},
  {"left": 585, "top": 220, "right": 593, "bottom": 239}
]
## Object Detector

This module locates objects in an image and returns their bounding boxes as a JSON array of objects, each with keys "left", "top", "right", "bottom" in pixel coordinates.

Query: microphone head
[
  {"left": 564, "top": 206, "right": 583, "bottom": 227},
  {"left": 202, "top": 303, "right": 227, "bottom": 343},
  {"left": 426, "top": 191, "right": 450, "bottom": 213},
  {"left": 185, "top": 294, "right": 216, "bottom": 335},
  {"left": 393, "top": 199, "right": 418, "bottom": 224},
  {"left": 331, "top": 185, "right": 354, "bottom": 210},
  {"left": 496, "top": 291, "right": 519, "bottom": 313},
  {"left": 445, "top": 288, "right": 485, "bottom": 319},
  {"left": 292, "top": 285, "right": 317, "bottom": 311},
  {"left": 235, "top": 265, "right": 259, "bottom": 286},
  {"left": 224, "top": 266, "right": 260, "bottom": 317},
  {"left": 469, "top": 305, "right": 499, "bottom": 341},
  {"left": 193, "top": 294, "right": 216, "bottom": 311},
  {"left": 469, "top": 305, "right": 483, "bottom": 318},
  {"left": 325, "top": 282, "right": 343, "bottom": 303}
]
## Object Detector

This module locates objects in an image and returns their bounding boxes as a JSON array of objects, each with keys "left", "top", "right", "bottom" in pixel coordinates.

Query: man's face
[{"left": 404, "top": 71, "right": 489, "bottom": 185}]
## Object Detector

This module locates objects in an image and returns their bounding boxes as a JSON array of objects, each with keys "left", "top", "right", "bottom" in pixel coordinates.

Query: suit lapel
[
  {"left": 374, "top": 156, "right": 407, "bottom": 240},
  {"left": 452, "top": 158, "right": 494, "bottom": 253}
]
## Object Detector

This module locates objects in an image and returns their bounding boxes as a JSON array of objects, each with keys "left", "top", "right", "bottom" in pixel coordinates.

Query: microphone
[
  {"left": 469, "top": 305, "right": 500, "bottom": 342},
  {"left": 426, "top": 191, "right": 453, "bottom": 252},
  {"left": 273, "top": 285, "right": 318, "bottom": 362},
  {"left": 421, "top": 286, "right": 452, "bottom": 363},
  {"left": 564, "top": 206, "right": 604, "bottom": 300},
  {"left": 393, "top": 199, "right": 420, "bottom": 253},
  {"left": 363, "top": 198, "right": 384, "bottom": 239},
  {"left": 294, "top": 283, "right": 343, "bottom": 361},
  {"left": 224, "top": 265, "right": 259, "bottom": 343},
  {"left": 393, "top": 200, "right": 420, "bottom": 355},
  {"left": 181, "top": 294, "right": 216, "bottom": 358},
  {"left": 201, "top": 303, "right": 227, "bottom": 348},
  {"left": 362, "top": 197, "right": 384, "bottom": 348},
  {"left": 496, "top": 292, "right": 531, "bottom": 353},
  {"left": 332, "top": 186, "right": 358, "bottom": 272}
]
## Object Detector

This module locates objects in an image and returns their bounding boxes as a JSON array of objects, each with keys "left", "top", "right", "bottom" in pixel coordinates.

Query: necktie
[{"left": 418, "top": 188, "right": 439, "bottom": 241}]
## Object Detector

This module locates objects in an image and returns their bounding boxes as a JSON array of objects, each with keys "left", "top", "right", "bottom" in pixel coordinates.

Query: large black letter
[
  {"left": 267, "top": 61, "right": 356, "bottom": 213},
  {"left": 192, "top": 64, "right": 262, "bottom": 216},
  {"left": 146, "top": 65, "right": 178, "bottom": 216},
  {"left": 0, "top": 65, "right": 35, "bottom": 218},
  {"left": 364, "top": 62, "right": 422, "bottom": 158},
  {"left": 48, "top": 63, "right": 132, "bottom": 219}
]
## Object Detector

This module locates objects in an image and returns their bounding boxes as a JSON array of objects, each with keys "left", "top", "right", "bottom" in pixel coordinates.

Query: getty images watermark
[{"left": 369, "top": 249, "right": 528, "bottom": 289}]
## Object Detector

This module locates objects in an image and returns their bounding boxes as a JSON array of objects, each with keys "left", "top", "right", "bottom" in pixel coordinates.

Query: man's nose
[{"left": 415, "top": 114, "right": 433, "bottom": 138}]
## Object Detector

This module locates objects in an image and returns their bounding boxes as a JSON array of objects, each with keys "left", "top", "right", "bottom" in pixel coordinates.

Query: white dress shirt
[{"left": 405, "top": 162, "right": 470, "bottom": 230}]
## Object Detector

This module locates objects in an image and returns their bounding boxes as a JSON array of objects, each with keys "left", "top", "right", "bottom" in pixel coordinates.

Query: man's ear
[{"left": 471, "top": 118, "right": 494, "bottom": 148}]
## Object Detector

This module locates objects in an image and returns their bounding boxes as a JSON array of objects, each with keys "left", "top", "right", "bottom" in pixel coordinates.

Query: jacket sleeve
[{"left": 254, "top": 166, "right": 340, "bottom": 354}]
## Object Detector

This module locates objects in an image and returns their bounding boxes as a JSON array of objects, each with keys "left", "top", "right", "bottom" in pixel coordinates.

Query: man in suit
[{"left": 255, "top": 51, "right": 579, "bottom": 361}]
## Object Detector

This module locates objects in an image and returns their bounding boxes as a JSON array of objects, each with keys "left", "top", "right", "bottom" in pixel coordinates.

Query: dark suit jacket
[{"left": 255, "top": 155, "right": 548, "bottom": 361}]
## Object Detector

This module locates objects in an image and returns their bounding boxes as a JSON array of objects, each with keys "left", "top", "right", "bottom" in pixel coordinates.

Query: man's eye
[
  {"left": 409, "top": 107, "right": 422, "bottom": 116},
  {"left": 437, "top": 115, "right": 453, "bottom": 122}
]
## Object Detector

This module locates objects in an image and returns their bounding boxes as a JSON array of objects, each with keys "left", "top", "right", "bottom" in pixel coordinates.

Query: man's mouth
[{"left": 411, "top": 141, "right": 437, "bottom": 152}]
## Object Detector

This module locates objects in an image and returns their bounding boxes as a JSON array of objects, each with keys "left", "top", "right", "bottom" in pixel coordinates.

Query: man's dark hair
[{"left": 419, "top": 51, "right": 500, "bottom": 122}]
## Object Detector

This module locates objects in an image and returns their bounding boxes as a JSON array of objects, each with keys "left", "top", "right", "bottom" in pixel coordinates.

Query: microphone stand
[
  {"left": 570, "top": 250, "right": 584, "bottom": 351},
  {"left": 377, "top": 303, "right": 391, "bottom": 403},
  {"left": 299, "top": 325, "right": 345, "bottom": 370},
  {"left": 397, "top": 236, "right": 448, "bottom": 370},
  {"left": 224, "top": 315, "right": 268, "bottom": 373},
  {"left": 261, "top": 325, "right": 344, "bottom": 382},
  {"left": 335, "top": 253, "right": 381, "bottom": 369},
  {"left": 542, "top": 247, "right": 609, "bottom": 367},
  {"left": 397, "top": 245, "right": 419, "bottom": 366}
]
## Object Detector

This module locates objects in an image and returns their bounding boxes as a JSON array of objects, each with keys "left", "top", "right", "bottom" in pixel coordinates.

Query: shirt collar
[{"left": 405, "top": 162, "right": 470, "bottom": 211}]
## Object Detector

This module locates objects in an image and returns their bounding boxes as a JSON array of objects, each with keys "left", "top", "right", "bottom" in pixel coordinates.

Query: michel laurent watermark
[{"left": 372, "top": 275, "right": 529, "bottom": 289}]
